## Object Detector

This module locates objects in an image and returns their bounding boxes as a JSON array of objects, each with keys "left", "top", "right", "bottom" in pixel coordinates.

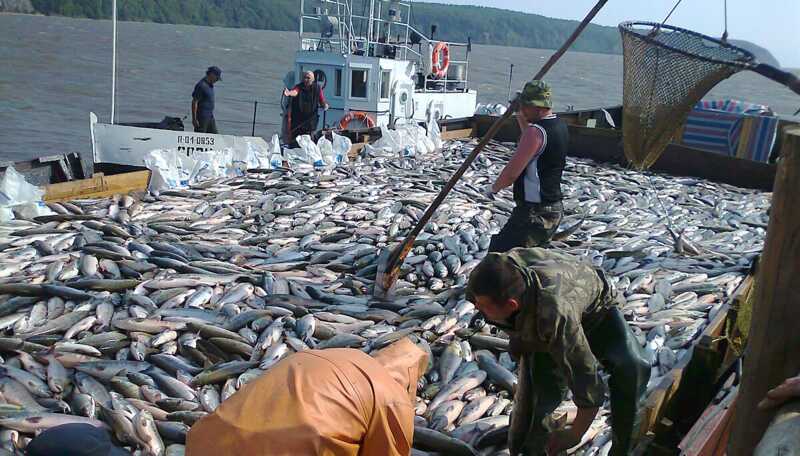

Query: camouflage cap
[{"left": 518, "top": 80, "right": 552, "bottom": 108}]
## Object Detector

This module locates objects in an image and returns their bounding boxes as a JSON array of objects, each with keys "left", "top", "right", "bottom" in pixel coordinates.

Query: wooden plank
[
  {"left": 722, "top": 276, "right": 754, "bottom": 368},
  {"left": 639, "top": 367, "right": 684, "bottom": 437},
  {"left": 44, "top": 170, "right": 150, "bottom": 202},
  {"left": 678, "top": 386, "right": 738, "bottom": 455},
  {"left": 729, "top": 125, "right": 800, "bottom": 455},
  {"left": 567, "top": 124, "right": 777, "bottom": 191},
  {"left": 693, "top": 303, "right": 731, "bottom": 359},
  {"left": 440, "top": 127, "right": 474, "bottom": 140},
  {"left": 636, "top": 302, "right": 736, "bottom": 446},
  {"left": 735, "top": 117, "right": 756, "bottom": 160},
  {"left": 703, "top": 304, "right": 730, "bottom": 340},
  {"left": 473, "top": 113, "right": 780, "bottom": 191},
  {"left": 348, "top": 142, "right": 368, "bottom": 160}
]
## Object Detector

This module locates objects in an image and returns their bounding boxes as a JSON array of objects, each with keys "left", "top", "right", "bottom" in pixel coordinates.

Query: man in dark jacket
[
  {"left": 467, "top": 248, "right": 651, "bottom": 456},
  {"left": 283, "top": 71, "right": 330, "bottom": 142},
  {"left": 192, "top": 66, "right": 222, "bottom": 134},
  {"left": 484, "top": 80, "right": 568, "bottom": 252}
]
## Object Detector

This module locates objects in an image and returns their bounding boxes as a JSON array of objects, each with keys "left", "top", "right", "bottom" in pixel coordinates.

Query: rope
[
  {"left": 218, "top": 97, "right": 282, "bottom": 107},
  {"left": 660, "top": 0, "right": 684, "bottom": 27},
  {"left": 722, "top": 0, "right": 729, "bottom": 42},
  {"left": 215, "top": 119, "right": 281, "bottom": 127},
  {"left": 619, "top": 154, "right": 679, "bottom": 240},
  {"left": 646, "top": 173, "right": 677, "bottom": 234}
]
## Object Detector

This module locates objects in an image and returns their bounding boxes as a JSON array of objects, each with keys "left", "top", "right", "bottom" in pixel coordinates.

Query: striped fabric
[
  {"left": 695, "top": 99, "right": 772, "bottom": 115},
  {"left": 680, "top": 100, "right": 778, "bottom": 163}
]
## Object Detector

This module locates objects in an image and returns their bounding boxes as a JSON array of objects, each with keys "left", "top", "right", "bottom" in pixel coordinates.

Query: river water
[{"left": 1, "top": 14, "right": 798, "bottom": 162}]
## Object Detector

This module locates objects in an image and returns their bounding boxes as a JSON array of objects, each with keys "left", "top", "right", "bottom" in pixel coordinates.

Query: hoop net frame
[{"left": 619, "top": 21, "right": 756, "bottom": 169}]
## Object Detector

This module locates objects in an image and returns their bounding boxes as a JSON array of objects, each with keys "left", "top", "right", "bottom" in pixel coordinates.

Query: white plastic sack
[
  {"left": 283, "top": 147, "right": 308, "bottom": 165},
  {"left": 269, "top": 134, "right": 284, "bottom": 169},
  {"left": 189, "top": 151, "right": 225, "bottom": 184},
  {"left": 317, "top": 136, "right": 335, "bottom": 167},
  {"left": 373, "top": 125, "right": 403, "bottom": 153},
  {"left": 0, "top": 166, "right": 54, "bottom": 222},
  {"left": 15, "top": 202, "right": 54, "bottom": 220},
  {"left": 427, "top": 120, "right": 443, "bottom": 153},
  {"left": 297, "top": 135, "right": 324, "bottom": 168},
  {"left": 331, "top": 131, "right": 352, "bottom": 166},
  {"left": 144, "top": 149, "right": 195, "bottom": 192},
  {"left": 229, "top": 147, "right": 248, "bottom": 177},
  {"left": 0, "top": 166, "right": 45, "bottom": 207},
  {"left": 245, "top": 140, "right": 270, "bottom": 169},
  {"left": 143, "top": 149, "right": 176, "bottom": 192},
  {"left": 0, "top": 206, "right": 13, "bottom": 223},
  {"left": 406, "top": 124, "right": 435, "bottom": 155}
]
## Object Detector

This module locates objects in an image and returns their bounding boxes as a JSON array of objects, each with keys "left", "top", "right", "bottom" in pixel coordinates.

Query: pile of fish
[{"left": 0, "top": 137, "right": 769, "bottom": 456}]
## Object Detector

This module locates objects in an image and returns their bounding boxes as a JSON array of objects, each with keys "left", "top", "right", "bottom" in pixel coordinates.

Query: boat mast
[{"left": 111, "top": 0, "right": 117, "bottom": 124}]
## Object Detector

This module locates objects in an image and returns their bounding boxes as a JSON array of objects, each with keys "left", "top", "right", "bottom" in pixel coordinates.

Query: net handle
[
  {"left": 621, "top": 20, "right": 800, "bottom": 97},
  {"left": 750, "top": 64, "right": 800, "bottom": 97}
]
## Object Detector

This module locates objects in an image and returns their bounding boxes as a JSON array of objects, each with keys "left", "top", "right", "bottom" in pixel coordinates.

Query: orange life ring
[
  {"left": 431, "top": 42, "right": 450, "bottom": 79},
  {"left": 338, "top": 111, "right": 376, "bottom": 130}
]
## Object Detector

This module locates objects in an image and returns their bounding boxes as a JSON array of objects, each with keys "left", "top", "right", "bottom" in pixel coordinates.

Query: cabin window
[
  {"left": 380, "top": 70, "right": 391, "bottom": 100},
  {"left": 351, "top": 69, "right": 368, "bottom": 99},
  {"left": 335, "top": 69, "right": 342, "bottom": 97},
  {"left": 313, "top": 69, "right": 327, "bottom": 90}
]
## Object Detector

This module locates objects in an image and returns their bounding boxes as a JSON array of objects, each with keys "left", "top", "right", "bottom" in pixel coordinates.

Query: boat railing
[
  {"left": 297, "top": 0, "right": 471, "bottom": 92},
  {"left": 299, "top": 10, "right": 423, "bottom": 63}
]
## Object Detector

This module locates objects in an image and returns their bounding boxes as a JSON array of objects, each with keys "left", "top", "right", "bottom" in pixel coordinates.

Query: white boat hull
[{"left": 90, "top": 113, "right": 269, "bottom": 168}]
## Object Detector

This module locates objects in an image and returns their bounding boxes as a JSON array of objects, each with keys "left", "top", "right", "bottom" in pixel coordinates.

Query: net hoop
[{"left": 619, "top": 21, "right": 755, "bottom": 69}]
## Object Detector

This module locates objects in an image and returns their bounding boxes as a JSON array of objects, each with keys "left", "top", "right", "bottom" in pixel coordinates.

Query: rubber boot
[{"left": 588, "top": 307, "right": 650, "bottom": 456}]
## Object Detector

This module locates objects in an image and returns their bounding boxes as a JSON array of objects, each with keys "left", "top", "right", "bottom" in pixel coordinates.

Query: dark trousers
[
  {"left": 515, "top": 307, "right": 650, "bottom": 455},
  {"left": 195, "top": 116, "right": 218, "bottom": 134},
  {"left": 489, "top": 201, "right": 563, "bottom": 253},
  {"left": 291, "top": 114, "right": 319, "bottom": 138}
]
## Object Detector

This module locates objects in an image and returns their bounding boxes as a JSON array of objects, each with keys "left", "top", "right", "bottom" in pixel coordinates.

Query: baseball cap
[
  {"left": 518, "top": 79, "right": 552, "bottom": 108},
  {"left": 207, "top": 66, "right": 223, "bottom": 81},
  {"left": 25, "top": 423, "right": 130, "bottom": 456}
]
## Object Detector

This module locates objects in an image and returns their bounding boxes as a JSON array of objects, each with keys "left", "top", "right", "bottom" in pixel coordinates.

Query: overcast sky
[{"left": 422, "top": 0, "right": 800, "bottom": 68}]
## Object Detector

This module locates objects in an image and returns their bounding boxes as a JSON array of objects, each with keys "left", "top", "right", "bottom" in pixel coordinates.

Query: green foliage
[{"left": 27, "top": 0, "right": 623, "bottom": 54}]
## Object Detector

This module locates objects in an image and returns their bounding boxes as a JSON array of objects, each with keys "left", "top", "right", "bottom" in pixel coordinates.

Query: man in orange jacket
[{"left": 186, "top": 337, "right": 428, "bottom": 456}]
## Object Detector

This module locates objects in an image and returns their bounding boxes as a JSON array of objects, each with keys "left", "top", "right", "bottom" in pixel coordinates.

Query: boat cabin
[{"left": 288, "top": 0, "right": 477, "bottom": 131}]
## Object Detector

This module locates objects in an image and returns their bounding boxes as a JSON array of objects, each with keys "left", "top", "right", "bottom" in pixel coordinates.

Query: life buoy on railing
[
  {"left": 338, "top": 111, "right": 376, "bottom": 130},
  {"left": 431, "top": 42, "right": 450, "bottom": 79}
]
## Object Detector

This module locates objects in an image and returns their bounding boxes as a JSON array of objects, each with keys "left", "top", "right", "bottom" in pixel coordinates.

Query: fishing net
[{"left": 619, "top": 21, "right": 755, "bottom": 169}]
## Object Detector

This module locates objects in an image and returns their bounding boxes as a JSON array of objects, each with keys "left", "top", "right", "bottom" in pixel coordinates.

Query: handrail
[{"left": 296, "top": 0, "right": 473, "bottom": 90}]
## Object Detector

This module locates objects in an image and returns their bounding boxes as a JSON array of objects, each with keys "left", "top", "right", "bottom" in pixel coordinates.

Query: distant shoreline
[
  {"left": 0, "top": 12, "right": 43, "bottom": 17},
  {"left": 1, "top": 11, "right": 796, "bottom": 70}
]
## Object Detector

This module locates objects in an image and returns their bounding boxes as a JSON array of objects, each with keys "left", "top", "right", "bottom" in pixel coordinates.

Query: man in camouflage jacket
[{"left": 467, "top": 247, "right": 651, "bottom": 455}]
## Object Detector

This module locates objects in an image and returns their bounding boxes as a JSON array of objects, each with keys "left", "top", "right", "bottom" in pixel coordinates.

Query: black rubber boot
[{"left": 588, "top": 307, "right": 650, "bottom": 456}]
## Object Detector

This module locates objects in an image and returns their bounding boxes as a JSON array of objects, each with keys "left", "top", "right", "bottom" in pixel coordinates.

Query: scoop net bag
[{"left": 619, "top": 21, "right": 755, "bottom": 169}]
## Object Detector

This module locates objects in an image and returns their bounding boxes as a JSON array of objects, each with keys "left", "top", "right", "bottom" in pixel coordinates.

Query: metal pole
[
  {"left": 251, "top": 101, "right": 258, "bottom": 136},
  {"left": 367, "top": 0, "right": 375, "bottom": 55},
  {"left": 111, "top": 0, "right": 117, "bottom": 124},
  {"left": 374, "top": 0, "right": 610, "bottom": 298},
  {"left": 299, "top": 0, "right": 305, "bottom": 39},
  {"left": 729, "top": 126, "right": 800, "bottom": 455},
  {"left": 506, "top": 63, "right": 514, "bottom": 101}
]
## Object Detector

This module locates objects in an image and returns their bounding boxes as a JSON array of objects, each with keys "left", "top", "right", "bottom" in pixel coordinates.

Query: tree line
[{"left": 27, "top": 0, "right": 623, "bottom": 54}]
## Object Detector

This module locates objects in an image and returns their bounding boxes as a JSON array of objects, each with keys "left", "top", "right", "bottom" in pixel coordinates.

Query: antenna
[{"left": 111, "top": 0, "right": 117, "bottom": 124}]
